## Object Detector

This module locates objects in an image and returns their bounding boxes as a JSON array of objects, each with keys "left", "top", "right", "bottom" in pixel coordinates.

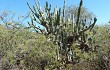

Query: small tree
[
  {"left": 27, "top": 0, "right": 97, "bottom": 69},
  {"left": 66, "top": 5, "right": 94, "bottom": 24}
]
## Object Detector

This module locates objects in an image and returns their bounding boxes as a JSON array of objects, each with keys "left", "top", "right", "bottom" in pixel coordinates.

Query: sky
[{"left": 0, "top": 0, "right": 110, "bottom": 25}]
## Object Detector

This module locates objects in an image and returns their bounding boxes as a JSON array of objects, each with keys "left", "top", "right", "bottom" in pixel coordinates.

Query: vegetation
[{"left": 0, "top": 0, "right": 110, "bottom": 70}]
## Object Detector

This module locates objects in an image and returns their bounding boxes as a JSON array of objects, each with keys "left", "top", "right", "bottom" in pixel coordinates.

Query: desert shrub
[{"left": 0, "top": 25, "right": 56, "bottom": 70}]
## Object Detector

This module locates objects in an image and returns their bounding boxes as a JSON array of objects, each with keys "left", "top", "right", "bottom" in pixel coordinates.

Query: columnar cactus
[{"left": 27, "top": 0, "right": 97, "bottom": 66}]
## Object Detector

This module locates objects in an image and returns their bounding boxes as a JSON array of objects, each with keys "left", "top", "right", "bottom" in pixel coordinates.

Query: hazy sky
[{"left": 0, "top": 0, "right": 110, "bottom": 25}]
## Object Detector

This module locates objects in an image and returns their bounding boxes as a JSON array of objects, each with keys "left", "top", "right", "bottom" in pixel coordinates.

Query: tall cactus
[{"left": 27, "top": 0, "right": 97, "bottom": 66}]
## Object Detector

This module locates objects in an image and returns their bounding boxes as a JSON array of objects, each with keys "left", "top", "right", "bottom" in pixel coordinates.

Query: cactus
[{"left": 27, "top": 0, "right": 97, "bottom": 66}]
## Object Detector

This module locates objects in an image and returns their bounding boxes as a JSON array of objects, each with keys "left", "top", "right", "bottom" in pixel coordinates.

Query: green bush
[{"left": 0, "top": 25, "right": 56, "bottom": 70}]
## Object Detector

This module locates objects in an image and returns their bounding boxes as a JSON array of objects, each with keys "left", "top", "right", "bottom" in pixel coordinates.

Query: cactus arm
[
  {"left": 76, "top": 0, "right": 83, "bottom": 31},
  {"left": 79, "top": 17, "right": 97, "bottom": 33}
]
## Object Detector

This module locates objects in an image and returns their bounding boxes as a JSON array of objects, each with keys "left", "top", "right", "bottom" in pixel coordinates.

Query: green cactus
[{"left": 27, "top": 0, "right": 97, "bottom": 66}]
